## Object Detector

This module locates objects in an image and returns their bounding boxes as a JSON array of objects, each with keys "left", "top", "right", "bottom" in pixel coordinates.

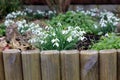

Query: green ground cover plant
[
  {"left": 0, "top": 24, "right": 6, "bottom": 36},
  {"left": 90, "top": 33, "right": 120, "bottom": 50}
]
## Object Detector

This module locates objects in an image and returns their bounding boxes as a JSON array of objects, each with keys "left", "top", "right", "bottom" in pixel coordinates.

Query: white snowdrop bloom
[
  {"left": 4, "top": 19, "right": 14, "bottom": 27},
  {"left": 91, "top": 13, "right": 96, "bottom": 16},
  {"left": 100, "top": 22, "right": 106, "bottom": 27},
  {"left": 57, "top": 22, "right": 62, "bottom": 26},
  {"left": 67, "top": 36, "right": 73, "bottom": 42},
  {"left": 25, "top": 8, "right": 33, "bottom": 13},
  {"left": 67, "top": 26, "right": 72, "bottom": 31},
  {"left": 62, "top": 30, "right": 68, "bottom": 34},
  {"left": 17, "top": 11, "right": 21, "bottom": 15},
  {"left": 28, "top": 38, "right": 37, "bottom": 43},
  {"left": 71, "top": 30, "right": 77, "bottom": 35},
  {"left": 16, "top": 21, "right": 24, "bottom": 28},
  {"left": 75, "top": 26, "right": 80, "bottom": 30},
  {"left": 53, "top": 42, "right": 59, "bottom": 47},
  {"left": 86, "top": 10, "right": 91, "bottom": 15},
  {"left": 46, "top": 26, "right": 53, "bottom": 30},
  {"left": 45, "top": 26, "right": 49, "bottom": 30},
  {"left": 12, "top": 12, "right": 16, "bottom": 16},
  {"left": 76, "top": 7, "right": 83, "bottom": 11},
  {"left": 105, "top": 33, "right": 109, "bottom": 37},
  {"left": 24, "top": 24, "right": 28, "bottom": 27},
  {"left": 99, "top": 18, "right": 107, "bottom": 27},
  {"left": 35, "top": 24, "right": 40, "bottom": 28},
  {"left": 51, "top": 38, "right": 59, "bottom": 43},
  {"left": 81, "top": 11, "right": 85, "bottom": 14},
  {"left": 79, "top": 30, "right": 86, "bottom": 35},
  {"left": 6, "top": 14, "right": 14, "bottom": 19},
  {"left": 94, "top": 24, "right": 98, "bottom": 29},
  {"left": 29, "top": 23, "right": 36, "bottom": 27},
  {"left": 40, "top": 40, "right": 45, "bottom": 44},
  {"left": 37, "top": 10, "right": 45, "bottom": 15},
  {"left": 23, "top": 12, "right": 27, "bottom": 15},
  {"left": 20, "top": 30, "right": 25, "bottom": 33},
  {"left": 90, "top": 8, "right": 99, "bottom": 12},
  {"left": 48, "top": 11, "right": 53, "bottom": 14},
  {"left": 52, "top": 32, "right": 56, "bottom": 36},
  {"left": 22, "top": 20, "right": 26, "bottom": 24},
  {"left": 78, "top": 36, "right": 85, "bottom": 41},
  {"left": 113, "top": 22, "right": 118, "bottom": 26}
]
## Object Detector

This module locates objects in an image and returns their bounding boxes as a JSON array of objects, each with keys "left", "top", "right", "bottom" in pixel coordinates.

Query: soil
[{"left": 76, "top": 33, "right": 101, "bottom": 50}]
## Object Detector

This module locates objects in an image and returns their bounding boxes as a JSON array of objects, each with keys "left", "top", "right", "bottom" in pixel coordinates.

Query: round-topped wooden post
[
  {"left": 3, "top": 49, "right": 23, "bottom": 80},
  {"left": 21, "top": 50, "right": 41, "bottom": 80},
  {"left": 80, "top": 50, "right": 98, "bottom": 80},
  {"left": 60, "top": 50, "right": 80, "bottom": 80},
  {"left": 41, "top": 50, "right": 60, "bottom": 80},
  {"left": 117, "top": 49, "right": 120, "bottom": 80},
  {"left": 99, "top": 49, "right": 117, "bottom": 80},
  {"left": 0, "top": 51, "right": 5, "bottom": 80}
]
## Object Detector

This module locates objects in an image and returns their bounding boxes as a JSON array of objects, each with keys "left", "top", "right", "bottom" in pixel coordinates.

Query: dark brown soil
[{"left": 76, "top": 33, "right": 101, "bottom": 50}]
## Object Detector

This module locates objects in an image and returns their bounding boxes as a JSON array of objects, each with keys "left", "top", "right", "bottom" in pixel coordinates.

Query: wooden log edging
[
  {"left": 22, "top": 50, "right": 41, "bottom": 80},
  {"left": 0, "top": 51, "right": 5, "bottom": 80},
  {"left": 61, "top": 50, "right": 80, "bottom": 80},
  {"left": 80, "top": 50, "right": 98, "bottom": 80},
  {"left": 41, "top": 50, "right": 60, "bottom": 80},
  {"left": 99, "top": 49, "right": 117, "bottom": 80},
  {"left": 1, "top": 49, "right": 119, "bottom": 80},
  {"left": 117, "top": 49, "right": 120, "bottom": 80},
  {"left": 3, "top": 49, "right": 23, "bottom": 80}
]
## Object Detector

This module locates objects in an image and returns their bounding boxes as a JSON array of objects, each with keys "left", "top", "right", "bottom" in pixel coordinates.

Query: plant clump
[
  {"left": 1, "top": 8, "right": 120, "bottom": 51},
  {"left": 90, "top": 33, "right": 120, "bottom": 50}
]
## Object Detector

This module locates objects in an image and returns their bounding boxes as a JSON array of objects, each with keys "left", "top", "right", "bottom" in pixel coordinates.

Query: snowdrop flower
[
  {"left": 40, "top": 40, "right": 45, "bottom": 44},
  {"left": 76, "top": 7, "right": 83, "bottom": 12},
  {"left": 94, "top": 24, "right": 98, "bottom": 29},
  {"left": 62, "top": 30, "right": 68, "bottom": 34},
  {"left": 52, "top": 32, "right": 56, "bottom": 36},
  {"left": 37, "top": 10, "right": 43, "bottom": 14},
  {"left": 105, "top": 33, "right": 109, "bottom": 37},
  {"left": 113, "top": 22, "right": 118, "bottom": 26},
  {"left": 51, "top": 38, "right": 59, "bottom": 43},
  {"left": 57, "top": 22, "right": 62, "bottom": 26},
  {"left": 28, "top": 38, "right": 37, "bottom": 43},
  {"left": 4, "top": 19, "right": 15, "bottom": 27},
  {"left": 81, "top": 11, "right": 85, "bottom": 14},
  {"left": 100, "top": 22, "right": 106, "bottom": 27},
  {"left": 48, "top": 11, "right": 53, "bottom": 14},
  {"left": 67, "top": 36, "right": 73, "bottom": 42},
  {"left": 91, "top": 13, "right": 96, "bottom": 16},
  {"left": 75, "top": 26, "right": 81, "bottom": 30},
  {"left": 25, "top": 8, "right": 33, "bottom": 13},
  {"left": 79, "top": 36, "right": 85, "bottom": 41},
  {"left": 51, "top": 38, "right": 60, "bottom": 47},
  {"left": 90, "top": 8, "right": 99, "bottom": 12},
  {"left": 53, "top": 42, "right": 59, "bottom": 47}
]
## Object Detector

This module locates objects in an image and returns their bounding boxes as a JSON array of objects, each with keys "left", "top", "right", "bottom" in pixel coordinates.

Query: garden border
[{"left": 0, "top": 49, "right": 119, "bottom": 80}]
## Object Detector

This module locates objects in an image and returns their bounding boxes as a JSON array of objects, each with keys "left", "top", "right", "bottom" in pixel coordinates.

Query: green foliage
[
  {"left": 48, "top": 11, "right": 100, "bottom": 35},
  {"left": 0, "top": 0, "right": 22, "bottom": 18},
  {"left": 90, "top": 33, "right": 120, "bottom": 50},
  {"left": 0, "top": 24, "right": 6, "bottom": 36}
]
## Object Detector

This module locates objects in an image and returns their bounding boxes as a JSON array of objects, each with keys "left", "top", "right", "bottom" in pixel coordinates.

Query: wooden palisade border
[
  {"left": 0, "top": 49, "right": 119, "bottom": 80},
  {"left": 3, "top": 49, "right": 23, "bottom": 80},
  {"left": 21, "top": 50, "right": 41, "bottom": 80},
  {"left": 99, "top": 49, "right": 117, "bottom": 80},
  {"left": 41, "top": 50, "right": 60, "bottom": 80},
  {"left": 61, "top": 50, "right": 80, "bottom": 80},
  {"left": 0, "top": 51, "right": 5, "bottom": 80},
  {"left": 80, "top": 50, "right": 98, "bottom": 80}
]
